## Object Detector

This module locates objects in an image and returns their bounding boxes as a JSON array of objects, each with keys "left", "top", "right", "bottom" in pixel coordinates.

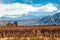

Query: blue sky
[
  {"left": 1, "top": 0, "right": 60, "bottom": 9},
  {"left": 0, "top": 0, "right": 60, "bottom": 16},
  {"left": 2, "top": 0, "right": 60, "bottom": 4}
]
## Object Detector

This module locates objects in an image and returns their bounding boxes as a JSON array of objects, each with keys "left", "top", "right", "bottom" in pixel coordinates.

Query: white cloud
[
  {"left": 0, "top": 3, "right": 58, "bottom": 16},
  {"left": 0, "top": 3, "right": 38, "bottom": 15},
  {"left": 37, "top": 3, "right": 57, "bottom": 12}
]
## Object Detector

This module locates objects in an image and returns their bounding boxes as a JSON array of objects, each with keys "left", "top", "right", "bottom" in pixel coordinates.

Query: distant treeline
[
  {"left": 6, "top": 21, "right": 18, "bottom": 27},
  {"left": 0, "top": 21, "right": 60, "bottom": 27}
]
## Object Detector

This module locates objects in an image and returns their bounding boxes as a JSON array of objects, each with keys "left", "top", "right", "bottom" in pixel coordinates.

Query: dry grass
[
  {"left": 0, "top": 37, "right": 60, "bottom": 40},
  {"left": 0, "top": 25, "right": 60, "bottom": 40},
  {"left": 0, "top": 25, "right": 60, "bottom": 31}
]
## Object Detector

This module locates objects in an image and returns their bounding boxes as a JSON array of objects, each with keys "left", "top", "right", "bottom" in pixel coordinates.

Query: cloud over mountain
[
  {"left": 0, "top": 3, "right": 57, "bottom": 16},
  {"left": 38, "top": 3, "right": 57, "bottom": 12}
]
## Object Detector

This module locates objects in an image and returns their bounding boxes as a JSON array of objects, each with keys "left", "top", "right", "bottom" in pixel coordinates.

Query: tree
[
  {"left": 14, "top": 21, "right": 18, "bottom": 27},
  {"left": 6, "top": 22, "right": 12, "bottom": 27}
]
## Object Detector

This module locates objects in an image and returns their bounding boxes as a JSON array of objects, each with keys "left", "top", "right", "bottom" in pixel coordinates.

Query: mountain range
[{"left": 0, "top": 13, "right": 60, "bottom": 25}]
